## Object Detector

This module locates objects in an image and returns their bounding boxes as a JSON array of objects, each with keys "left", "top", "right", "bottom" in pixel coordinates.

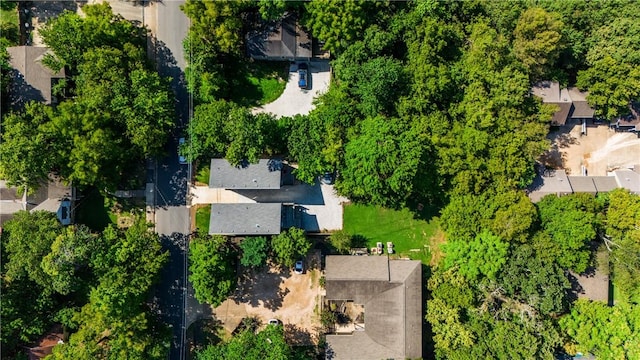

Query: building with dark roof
[
  {"left": 532, "top": 82, "right": 595, "bottom": 126},
  {"left": 209, "top": 159, "right": 282, "bottom": 190},
  {"left": 324, "top": 256, "right": 422, "bottom": 360},
  {"left": 246, "top": 15, "right": 312, "bottom": 61},
  {"left": 6, "top": 46, "right": 65, "bottom": 108}
]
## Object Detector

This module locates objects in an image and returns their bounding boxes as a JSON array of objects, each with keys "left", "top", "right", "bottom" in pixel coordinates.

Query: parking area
[
  {"left": 213, "top": 251, "right": 322, "bottom": 345},
  {"left": 540, "top": 123, "right": 640, "bottom": 175},
  {"left": 252, "top": 60, "right": 331, "bottom": 117}
]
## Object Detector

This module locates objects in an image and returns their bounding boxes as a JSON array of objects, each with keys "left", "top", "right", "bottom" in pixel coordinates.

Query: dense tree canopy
[
  {"left": 196, "top": 324, "right": 291, "bottom": 360},
  {"left": 604, "top": 189, "right": 640, "bottom": 303},
  {"left": 560, "top": 300, "right": 640, "bottom": 360},
  {"left": 0, "top": 212, "right": 168, "bottom": 358},
  {"left": 442, "top": 231, "right": 509, "bottom": 281},
  {"left": 536, "top": 194, "right": 600, "bottom": 273},
  {"left": 189, "top": 234, "right": 237, "bottom": 307},
  {"left": 0, "top": 3, "right": 175, "bottom": 192},
  {"left": 513, "top": 7, "right": 564, "bottom": 80}
]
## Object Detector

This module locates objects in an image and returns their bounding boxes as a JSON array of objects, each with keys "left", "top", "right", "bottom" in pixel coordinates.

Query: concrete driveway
[
  {"left": 253, "top": 60, "right": 331, "bottom": 117},
  {"left": 190, "top": 181, "right": 347, "bottom": 232}
]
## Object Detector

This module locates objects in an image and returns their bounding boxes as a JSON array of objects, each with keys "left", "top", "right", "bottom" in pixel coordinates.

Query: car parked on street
[{"left": 178, "top": 137, "right": 187, "bottom": 165}]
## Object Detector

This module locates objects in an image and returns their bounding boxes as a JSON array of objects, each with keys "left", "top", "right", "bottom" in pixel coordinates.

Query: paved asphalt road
[{"left": 150, "top": 2, "right": 208, "bottom": 360}]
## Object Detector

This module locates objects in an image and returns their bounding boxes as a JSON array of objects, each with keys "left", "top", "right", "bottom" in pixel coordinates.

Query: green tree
[
  {"left": 498, "top": 245, "right": 571, "bottom": 315},
  {"left": 604, "top": 189, "right": 640, "bottom": 303},
  {"left": 39, "top": 3, "right": 146, "bottom": 73},
  {"left": 189, "top": 234, "right": 237, "bottom": 307},
  {"left": 328, "top": 230, "right": 352, "bottom": 254},
  {"left": 513, "top": 8, "right": 565, "bottom": 80},
  {"left": 304, "top": 0, "right": 387, "bottom": 54},
  {"left": 577, "top": 56, "right": 640, "bottom": 119},
  {"left": 240, "top": 236, "right": 269, "bottom": 268},
  {"left": 2, "top": 211, "right": 63, "bottom": 287},
  {"left": 186, "top": 101, "right": 267, "bottom": 165},
  {"left": 535, "top": 194, "right": 598, "bottom": 273},
  {"left": 337, "top": 116, "right": 426, "bottom": 208},
  {"left": 51, "top": 217, "right": 170, "bottom": 360},
  {"left": 337, "top": 56, "right": 407, "bottom": 117},
  {"left": 196, "top": 324, "right": 292, "bottom": 360},
  {"left": 560, "top": 300, "right": 640, "bottom": 360},
  {"left": 442, "top": 231, "right": 510, "bottom": 281},
  {"left": 41, "top": 225, "right": 99, "bottom": 295},
  {"left": 181, "top": 0, "right": 248, "bottom": 55},
  {"left": 270, "top": 228, "right": 311, "bottom": 268},
  {"left": 0, "top": 102, "right": 61, "bottom": 193}
]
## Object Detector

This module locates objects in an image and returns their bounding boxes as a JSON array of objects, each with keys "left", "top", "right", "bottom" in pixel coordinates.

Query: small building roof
[
  {"left": 550, "top": 102, "right": 573, "bottom": 126},
  {"left": 209, "top": 159, "right": 282, "bottom": 190},
  {"left": 209, "top": 203, "right": 282, "bottom": 235},
  {"left": 567, "top": 176, "right": 597, "bottom": 194},
  {"left": 324, "top": 256, "right": 422, "bottom": 360},
  {"left": 591, "top": 176, "right": 619, "bottom": 193},
  {"left": 6, "top": 46, "right": 65, "bottom": 107},
  {"left": 613, "top": 169, "right": 640, "bottom": 194},
  {"left": 246, "top": 15, "right": 312, "bottom": 60},
  {"left": 528, "top": 169, "right": 573, "bottom": 202}
]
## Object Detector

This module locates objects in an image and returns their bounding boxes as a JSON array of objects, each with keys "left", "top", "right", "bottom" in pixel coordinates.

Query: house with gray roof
[
  {"left": 209, "top": 159, "right": 282, "bottom": 190},
  {"left": 324, "top": 256, "right": 422, "bottom": 360},
  {"left": 6, "top": 46, "right": 65, "bottom": 108},
  {"left": 209, "top": 203, "right": 282, "bottom": 236},
  {"left": 532, "top": 81, "right": 595, "bottom": 126},
  {"left": 0, "top": 176, "right": 73, "bottom": 227},
  {"left": 246, "top": 14, "right": 312, "bottom": 61}
]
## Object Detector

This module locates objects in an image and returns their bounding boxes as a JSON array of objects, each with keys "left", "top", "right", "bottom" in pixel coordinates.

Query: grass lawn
[
  {"left": 230, "top": 61, "right": 288, "bottom": 107},
  {"left": 196, "top": 205, "right": 211, "bottom": 233},
  {"left": 343, "top": 204, "right": 438, "bottom": 264}
]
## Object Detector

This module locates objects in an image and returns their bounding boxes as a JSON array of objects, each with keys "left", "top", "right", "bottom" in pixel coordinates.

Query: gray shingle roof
[
  {"left": 209, "top": 203, "right": 282, "bottom": 235},
  {"left": 209, "top": 159, "right": 282, "bottom": 190},
  {"left": 7, "top": 46, "right": 65, "bottom": 107},
  {"left": 528, "top": 169, "right": 573, "bottom": 202},
  {"left": 614, "top": 169, "right": 640, "bottom": 194},
  {"left": 592, "top": 176, "right": 619, "bottom": 193},
  {"left": 246, "top": 15, "right": 312, "bottom": 60},
  {"left": 324, "top": 256, "right": 422, "bottom": 360},
  {"left": 567, "top": 176, "right": 597, "bottom": 194}
]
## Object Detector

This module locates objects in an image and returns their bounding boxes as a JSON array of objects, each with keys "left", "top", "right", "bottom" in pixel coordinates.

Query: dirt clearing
[
  {"left": 213, "top": 251, "right": 322, "bottom": 345},
  {"left": 540, "top": 123, "right": 640, "bottom": 176}
]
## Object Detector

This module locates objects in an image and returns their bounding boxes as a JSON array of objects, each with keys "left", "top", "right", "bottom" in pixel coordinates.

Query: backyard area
[{"left": 343, "top": 204, "right": 437, "bottom": 264}]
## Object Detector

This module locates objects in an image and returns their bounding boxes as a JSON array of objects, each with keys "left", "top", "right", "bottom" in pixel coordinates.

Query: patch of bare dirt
[
  {"left": 213, "top": 251, "right": 322, "bottom": 345},
  {"left": 542, "top": 123, "right": 640, "bottom": 176}
]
